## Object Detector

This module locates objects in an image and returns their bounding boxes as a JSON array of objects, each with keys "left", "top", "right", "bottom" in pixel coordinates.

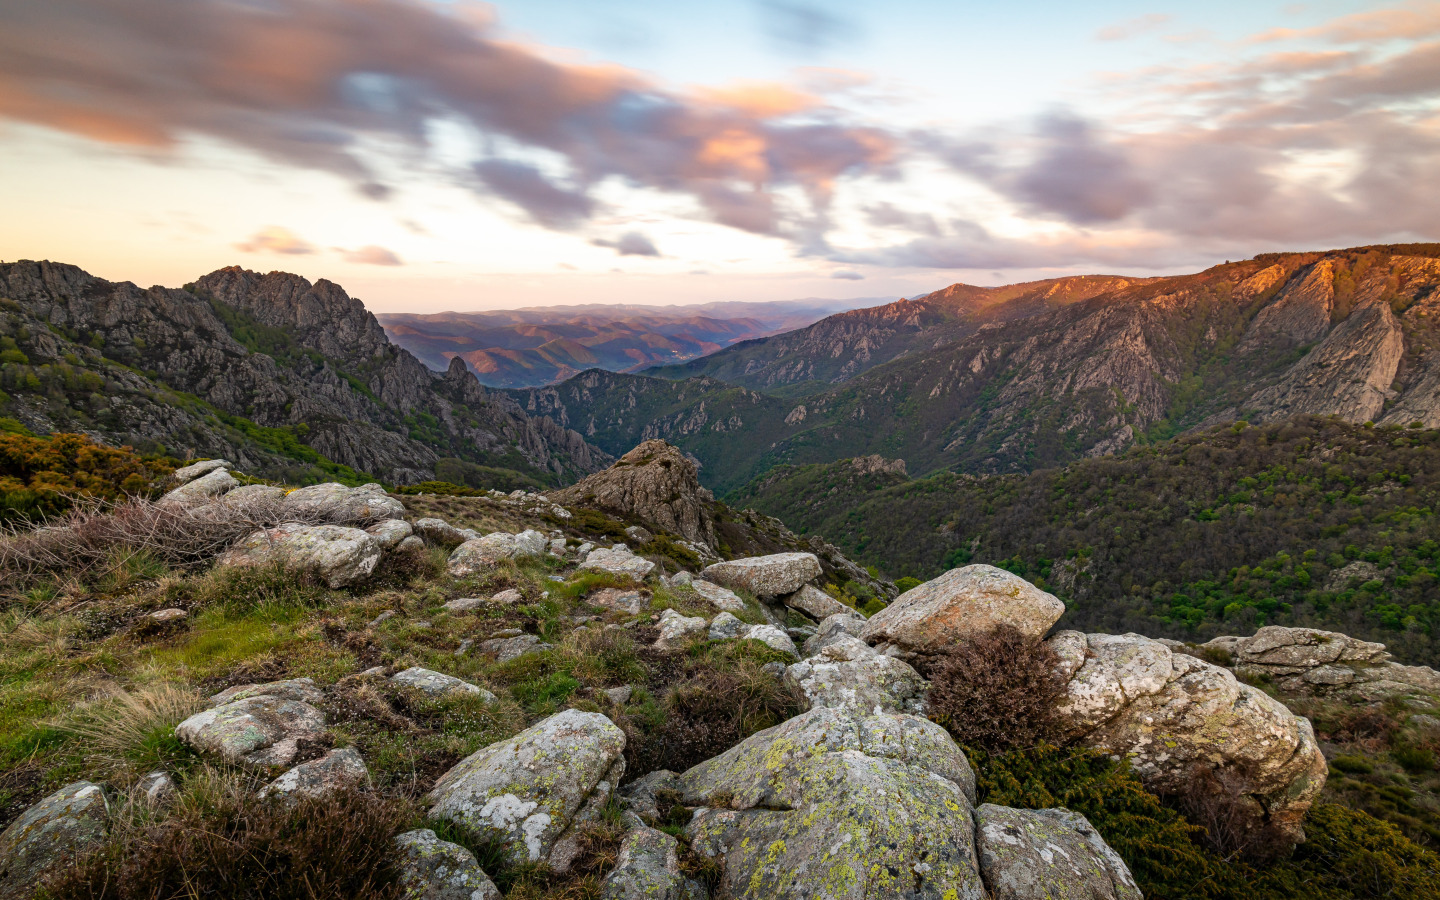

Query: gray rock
[
  {"left": 975, "top": 804, "right": 1141, "bottom": 900},
  {"left": 781, "top": 584, "right": 856, "bottom": 621},
  {"left": 861, "top": 564, "right": 1065, "bottom": 653},
  {"left": 394, "top": 829, "right": 501, "bottom": 900},
  {"left": 260, "top": 748, "right": 369, "bottom": 800},
  {"left": 580, "top": 546, "right": 656, "bottom": 579},
  {"left": 414, "top": 518, "right": 469, "bottom": 547},
  {"left": 479, "top": 634, "right": 551, "bottom": 663},
  {"left": 223, "top": 483, "right": 288, "bottom": 504},
  {"left": 0, "top": 781, "right": 110, "bottom": 900},
  {"left": 602, "top": 686, "right": 633, "bottom": 706},
  {"left": 701, "top": 553, "right": 822, "bottom": 598},
  {"left": 172, "top": 458, "right": 232, "bottom": 484},
  {"left": 671, "top": 571, "right": 694, "bottom": 586},
  {"left": 689, "top": 579, "right": 745, "bottom": 613},
  {"left": 367, "top": 518, "right": 415, "bottom": 551},
  {"left": 803, "top": 612, "right": 869, "bottom": 657},
  {"left": 147, "top": 608, "right": 187, "bottom": 623},
  {"left": 708, "top": 612, "right": 748, "bottom": 640},
  {"left": 135, "top": 771, "right": 176, "bottom": 806},
  {"left": 576, "top": 541, "right": 595, "bottom": 559},
  {"left": 785, "top": 635, "right": 928, "bottom": 715},
  {"left": 443, "top": 597, "right": 486, "bottom": 613},
  {"left": 656, "top": 609, "right": 708, "bottom": 650},
  {"left": 177, "top": 680, "right": 326, "bottom": 769},
  {"left": 741, "top": 624, "right": 799, "bottom": 658},
  {"left": 448, "top": 534, "right": 521, "bottom": 575},
  {"left": 618, "top": 769, "right": 681, "bottom": 822},
  {"left": 680, "top": 707, "right": 982, "bottom": 900},
  {"left": 601, "top": 825, "right": 694, "bottom": 900},
  {"left": 589, "top": 588, "right": 646, "bottom": 615},
  {"left": 393, "top": 668, "right": 495, "bottom": 701},
  {"left": 160, "top": 467, "right": 237, "bottom": 505},
  {"left": 514, "top": 529, "right": 550, "bottom": 557},
  {"left": 369, "top": 610, "right": 397, "bottom": 628},
  {"left": 427, "top": 709, "right": 626, "bottom": 867},
  {"left": 282, "top": 482, "right": 405, "bottom": 523},
  {"left": 221, "top": 523, "right": 382, "bottom": 588},
  {"left": 624, "top": 525, "right": 654, "bottom": 545},
  {"left": 395, "top": 535, "right": 426, "bottom": 554},
  {"left": 761, "top": 661, "right": 787, "bottom": 679},
  {"left": 549, "top": 538, "right": 568, "bottom": 556}
]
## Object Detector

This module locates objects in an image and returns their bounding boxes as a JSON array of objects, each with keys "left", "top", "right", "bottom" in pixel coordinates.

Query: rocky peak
[{"left": 551, "top": 440, "right": 717, "bottom": 548}]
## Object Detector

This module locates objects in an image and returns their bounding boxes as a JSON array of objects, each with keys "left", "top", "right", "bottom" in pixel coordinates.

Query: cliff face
[{"left": 0, "top": 261, "right": 609, "bottom": 484}]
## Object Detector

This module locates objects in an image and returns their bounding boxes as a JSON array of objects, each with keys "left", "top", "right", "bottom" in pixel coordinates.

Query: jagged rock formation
[
  {"left": 1198, "top": 626, "right": 1440, "bottom": 702},
  {"left": 0, "top": 261, "right": 608, "bottom": 484},
  {"left": 551, "top": 440, "right": 717, "bottom": 548}
]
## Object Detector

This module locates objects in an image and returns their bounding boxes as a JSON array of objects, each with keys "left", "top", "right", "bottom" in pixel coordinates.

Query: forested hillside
[{"left": 733, "top": 416, "right": 1440, "bottom": 664}]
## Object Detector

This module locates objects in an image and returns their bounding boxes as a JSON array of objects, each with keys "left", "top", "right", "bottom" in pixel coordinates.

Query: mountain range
[{"left": 378, "top": 297, "right": 878, "bottom": 389}]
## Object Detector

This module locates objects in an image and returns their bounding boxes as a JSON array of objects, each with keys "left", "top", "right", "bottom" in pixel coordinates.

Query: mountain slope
[
  {"left": 516, "top": 245, "right": 1440, "bottom": 491},
  {"left": 0, "top": 261, "right": 609, "bottom": 484}
]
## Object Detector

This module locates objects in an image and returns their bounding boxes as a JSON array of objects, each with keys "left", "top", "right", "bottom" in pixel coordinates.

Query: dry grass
[{"left": 49, "top": 683, "right": 202, "bottom": 781}]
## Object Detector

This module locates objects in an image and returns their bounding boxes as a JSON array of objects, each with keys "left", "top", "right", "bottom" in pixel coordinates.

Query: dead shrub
[
  {"left": 923, "top": 625, "right": 1066, "bottom": 752},
  {"left": 1171, "top": 763, "right": 1293, "bottom": 861},
  {"left": 40, "top": 780, "right": 412, "bottom": 900}
]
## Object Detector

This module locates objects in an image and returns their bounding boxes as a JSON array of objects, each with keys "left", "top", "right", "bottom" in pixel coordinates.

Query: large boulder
[
  {"left": 427, "top": 710, "right": 626, "bottom": 868},
  {"left": 974, "top": 804, "right": 1142, "bottom": 900},
  {"left": 1049, "top": 630, "right": 1328, "bottom": 841},
  {"left": 259, "top": 748, "right": 369, "bottom": 801},
  {"left": 414, "top": 518, "right": 469, "bottom": 547},
  {"left": 579, "top": 546, "right": 656, "bottom": 579},
  {"left": 221, "top": 523, "right": 382, "bottom": 588},
  {"left": 861, "top": 564, "right": 1064, "bottom": 654},
  {"left": 171, "top": 458, "right": 231, "bottom": 484},
  {"left": 1199, "top": 626, "right": 1440, "bottom": 702},
  {"left": 600, "top": 825, "right": 702, "bottom": 900},
  {"left": 785, "top": 634, "right": 928, "bottom": 715},
  {"left": 550, "top": 440, "right": 717, "bottom": 549},
  {"left": 0, "top": 782, "right": 110, "bottom": 900},
  {"left": 700, "top": 553, "right": 822, "bottom": 598},
  {"left": 175, "top": 678, "right": 327, "bottom": 769},
  {"left": 160, "top": 467, "right": 237, "bottom": 505},
  {"left": 281, "top": 482, "right": 405, "bottom": 523},
  {"left": 679, "top": 707, "right": 984, "bottom": 900},
  {"left": 689, "top": 579, "right": 745, "bottom": 613},
  {"left": 782, "top": 584, "right": 856, "bottom": 621},
  {"left": 366, "top": 519, "right": 414, "bottom": 551},
  {"left": 394, "top": 829, "right": 502, "bottom": 900}
]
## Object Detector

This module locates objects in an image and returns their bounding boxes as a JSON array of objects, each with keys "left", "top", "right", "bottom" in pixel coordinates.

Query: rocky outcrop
[
  {"left": 0, "top": 782, "right": 110, "bottom": 900},
  {"left": 861, "top": 564, "right": 1065, "bottom": 654},
  {"left": 600, "top": 826, "right": 701, "bottom": 900},
  {"left": 175, "top": 678, "right": 326, "bottom": 769},
  {"left": 785, "top": 634, "right": 928, "bottom": 715},
  {"left": 550, "top": 440, "right": 717, "bottom": 549},
  {"left": 1199, "top": 626, "right": 1440, "bottom": 702},
  {"left": 974, "top": 805, "right": 1141, "bottom": 900},
  {"left": 394, "top": 829, "right": 502, "bottom": 900},
  {"left": 427, "top": 709, "right": 626, "bottom": 868},
  {"left": 392, "top": 668, "right": 496, "bottom": 700},
  {"left": 220, "top": 523, "right": 383, "bottom": 588},
  {"left": 700, "top": 553, "right": 822, "bottom": 598},
  {"left": 1048, "top": 631, "right": 1328, "bottom": 841},
  {"left": 578, "top": 546, "right": 656, "bottom": 579}
]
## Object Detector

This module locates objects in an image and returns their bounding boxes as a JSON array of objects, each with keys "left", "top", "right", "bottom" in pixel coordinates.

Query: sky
[{"left": 0, "top": 0, "right": 1437, "bottom": 312}]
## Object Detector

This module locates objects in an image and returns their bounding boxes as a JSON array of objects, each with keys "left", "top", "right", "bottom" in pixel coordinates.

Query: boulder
[
  {"left": 680, "top": 707, "right": 983, "bottom": 900},
  {"left": 700, "top": 553, "right": 821, "bottom": 598},
  {"left": 223, "top": 483, "right": 288, "bottom": 504},
  {"left": 688, "top": 579, "right": 745, "bottom": 613},
  {"left": 281, "top": 482, "right": 405, "bottom": 523},
  {"left": 414, "top": 518, "right": 469, "bottom": 547},
  {"left": 861, "top": 564, "right": 1064, "bottom": 653},
  {"left": 740, "top": 624, "right": 799, "bottom": 658},
  {"left": 600, "top": 825, "right": 701, "bottom": 900},
  {"left": 624, "top": 525, "right": 654, "bottom": 544},
  {"left": 392, "top": 668, "right": 496, "bottom": 701},
  {"left": 427, "top": 709, "right": 626, "bottom": 868},
  {"left": 708, "top": 612, "right": 748, "bottom": 640},
  {"left": 367, "top": 519, "right": 415, "bottom": 551},
  {"left": 785, "top": 635, "right": 928, "bottom": 715},
  {"left": 514, "top": 529, "right": 550, "bottom": 557},
  {"left": 655, "top": 609, "right": 708, "bottom": 650},
  {"left": 803, "top": 612, "right": 868, "bottom": 657},
  {"left": 781, "top": 584, "right": 856, "bottom": 621},
  {"left": 259, "top": 748, "right": 370, "bottom": 800},
  {"left": 448, "top": 534, "right": 521, "bottom": 575},
  {"left": 479, "top": 634, "right": 551, "bottom": 663},
  {"left": 160, "top": 467, "right": 237, "bottom": 505},
  {"left": 394, "top": 829, "right": 502, "bottom": 900},
  {"left": 172, "top": 458, "right": 232, "bottom": 484},
  {"left": 0, "top": 781, "right": 110, "bottom": 900},
  {"left": 549, "top": 440, "right": 717, "bottom": 549},
  {"left": 974, "top": 804, "right": 1141, "bottom": 900},
  {"left": 579, "top": 546, "right": 656, "bottom": 579},
  {"left": 1049, "top": 630, "right": 1328, "bottom": 841},
  {"left": 220, "top": 523, "right": 382, "bottom": 588},
  {"left": 176, "top": 679, "right": 326, "bottom": 769},
  {"left": 588, "top": 588, "right": 647, "bottom": 616}
]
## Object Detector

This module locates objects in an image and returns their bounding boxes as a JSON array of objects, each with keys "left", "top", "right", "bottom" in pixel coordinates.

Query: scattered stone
[
  {"left": 514, "top": 529, "right": 549, "bottom": 557},
  {"left": 579, "top": 546, "right": 656, "bottom": 579},
  {"left": 708, "top": 612, "right": 747, "bottom": 640},
  {"left": 602, "top": 686, "right": 633, "bottom": 706},
  {"left": 443, "top": 597, "right": 485, "bottom": 613},
  {"left": 655, "top": 609, "right": 708, "bottom": 650},
  {"left": 740, "top": 624, "right": 799, "bottom": 658},
  {"left": 160, "top": 467, "right": 237, "bottom": 505},
  {"left": 577, "top": 541, "right": 595, "bottom": 559},
  {"left": 689, "top": 579, "right": 745, "bottom": 613},
  {"left": 600, "top": 825, "right": 699, "bottom": 900},
  {"left": 394, "top": 829, "right": 502, "bottom": 900},
  {"left": 281, "top": 482, "right": 405, "bottom": 523},
  {"left": 671, "top": 571, "right": 693, "bottom": 586},
  {"left": 367, "top": 519, "right": 415, "bottom": 550},
  {"left": 221, "top": 523, "right": 382, "bottom": 588},
  {"left": 803, "top": 612, "right": 868, "bottom": 657},
  {"left": 589, "top": 588, "right": 646, "bottom": 615},
  {"left": 0, "top": 781, "right": 110, "bottom": 900},
  {"left": 781, "top": 584, "right": 856, "bottom": 621},
  {"left": 700, "top": 553, "right": 822, "bottom": 598},
  {"left": 974, "top": 804, "right": 1142, "bottom": 900},
  {"left": 176, "top": 679, "right": 326, "bottom": 769},
  {"left": 479, "top": 634, "right": 551, "bottom": 663},
  {"left": 414, "top": 518, "right": 469, "bottom": 547},
  {"left": 761, "top": 661, "right": 787, "bottom": 679},
  {"left": 395, "top": 535, "right": 426, "bottom": 554},
  {"left": 492, "top": 588, "right": 523, "bottom": 604},
  {"left": 135, "top": 771, "right": 176, "bottom": 807},
  {"left": 785, "top": 634, "right": 928, "bottom": 715},
  {"left": 427, "top": 709, "right": 626, "bottom": 868},
  {"left": 171, "top": 458, "right": 231, "bottom": 484},
  {"left": 549, "top": 538, "right": 567, "bottom": 556},
  {"left": 147, "top": 608, "right": 187, "bottom": 623},
  {"left": 368, "top": 610, "right": 397, "bottom": 628},
  {"left": 624, "top": 525, "right": 654, "bottom": 544},
  {"left": 454, "top": 640, "right": 474, "bottom": 657},
  {"left": 392, "top": 667, "right": 496, "bottom": 701},
  {"left": 861, "top": 564, "right": 1065, "bottom": 653},
  {"left": 260, "top": 748, "right": 370, "bottom": 801}
]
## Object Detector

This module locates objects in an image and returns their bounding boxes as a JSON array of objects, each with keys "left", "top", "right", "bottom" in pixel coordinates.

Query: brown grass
[{"left": 923, "top": 625, "right": 1066, "bottom": 752}]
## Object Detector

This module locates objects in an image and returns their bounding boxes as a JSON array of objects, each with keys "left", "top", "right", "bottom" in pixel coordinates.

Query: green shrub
[
  {"left": 1332, "top": 755, "right": 1375, "bottom": 775},
  {"left": 894, "top": 576, "right": 923, "bottom": 592},
  {"left": 1393, "top": 745, "right": 1437, "bottom": 773}
]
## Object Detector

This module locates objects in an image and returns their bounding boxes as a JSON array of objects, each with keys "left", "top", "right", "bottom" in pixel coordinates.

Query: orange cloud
[
  {"left": 236, "top": 226, "right": 315, "bottom": 255},
  {"left": 695, "top": 81, "right": 820, "bottom": 118}
]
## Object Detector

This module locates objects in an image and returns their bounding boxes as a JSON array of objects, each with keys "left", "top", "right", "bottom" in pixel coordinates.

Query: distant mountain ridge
[{"left": 379, "top": 297, "right": 881, "bottom": 389}]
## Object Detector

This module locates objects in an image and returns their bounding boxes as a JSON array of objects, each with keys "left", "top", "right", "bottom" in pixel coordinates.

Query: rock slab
[
  {"left": 975, "top": 804, "right": 1142, "bottom": 900},
  {"left": 394, "top": 829, "right": 502, "bottom": 900},
  {"left": 0, "top": 781, "right": 109, "bottom": 900},
  {"left": 862, "top": 564, "right": 1065, "bottom": 653},
  {"left": 701, "top": 553, "right": 821, "bottom": 598}
]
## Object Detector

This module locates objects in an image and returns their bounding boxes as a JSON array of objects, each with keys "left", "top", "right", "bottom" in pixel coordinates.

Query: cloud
[
  {"left": 341, "top": 245, "right": 402, "bottom": 265},
  {"left": 1250, "top": 1, "right": 1440, "bottom": 43},
  {"left": 831, "top": 269, "right": 864, "bottom": 280},
  {"left": 235, "top": 226, "right": 314, "bottom": 255},
  {"left": 1097, "top": 13, "right": 1173, "bottom": 41},
  {"left": 757, "top": 1, "right": 859, "bottom": 54},
  {"left": 592, "top": 231, "right": 660, "bottom": 257},
  {"left": 0, "top": 0, "right": 894, "bottom": 246}
]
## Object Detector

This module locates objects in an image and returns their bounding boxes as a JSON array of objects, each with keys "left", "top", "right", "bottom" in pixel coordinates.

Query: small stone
[
  {"left": 742, "top": 624, "right": 799, "bottom": 658},
  {"left": 455, "top": 639, "right": 474, "bottom": 657},
  {"left": 549, "top": 538, "right": 568, "bottom": 555},
  {"left": 761, "top": 661, "right": 787, "bottom": 678},
  {"left": 259, "top": 748, "right": 370, "bottom": 801},
  {"left": 135, "top": 771, "right": 176, "bottom": 807},
  {"left": 603, "top": 685, "right": 633, "bottom": 706},
  {"left": 395, "top": 535, "right": 425, "bottom": 554},
  {"left": 492, "top": 588, "right": 523, "bottom": 604},
  {"left": 147, "top": 608, "right": 187, "bottom": 623},
  {"left": 589, "top": 588, "right": 647, "bottom": 615},
  {"left": 671, "top": 571, "right": 693, "bottom": 586},
  {"left": 392, "top": 667, "right": 496, "bottom": 701},
  {"left": 366, "top": 519, "right": 415, "bottom": 551},
  {"left": 655, "top": 609, "right": 708, "bottom": 650},
  {"left": 624, "top": 525, "right": 654, "bottom": 544},
  {"left": 443, "top": 597, "right": 486, "bottom": 612},
  {"left": 479, "top": 634, "right": 551, "bottom": 663},
  {"left": 709, "top": 612, "right": 748, "bottom": 640},
  {"left": 394, "top": 829, "right": 501, "bottom": 900},
  {"left": 368, "top": 610, "right": 396, "bottom": 628}
]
